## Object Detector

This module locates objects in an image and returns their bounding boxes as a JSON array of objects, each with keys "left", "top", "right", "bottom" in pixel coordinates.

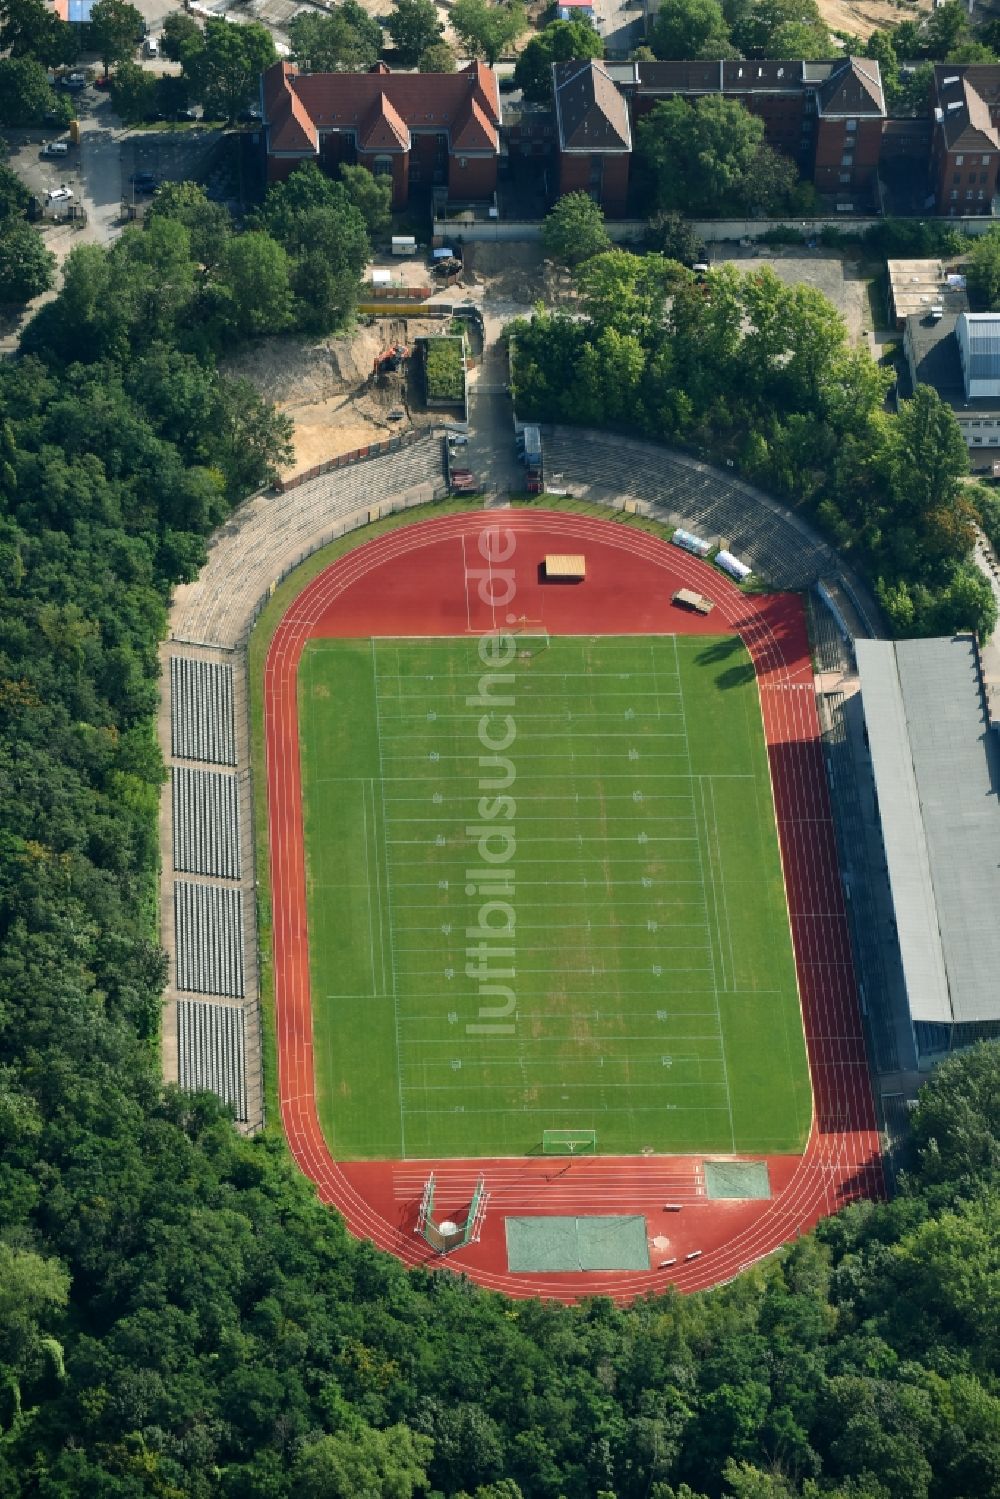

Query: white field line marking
[
  {"left": 709, "top": 777, "right": 738, "bottom": 989},
  {"left": 672, "top": 635, "right": 736, "bottom": 1153},
  {"left": 371, "top": 642, "right": 407, "bottom": 1157}
]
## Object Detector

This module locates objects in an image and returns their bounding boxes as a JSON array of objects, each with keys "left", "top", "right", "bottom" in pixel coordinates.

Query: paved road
[{"left": 592, "top": 0, "right": 645, "bottom": 57}]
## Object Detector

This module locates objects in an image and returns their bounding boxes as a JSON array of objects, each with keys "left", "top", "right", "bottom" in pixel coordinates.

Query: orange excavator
[{"left": 373, "top": 343, "right": 410, "bottom": 377}]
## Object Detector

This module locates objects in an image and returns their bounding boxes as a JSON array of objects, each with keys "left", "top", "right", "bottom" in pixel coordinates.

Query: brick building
[
  {"left": 551, "top": 56, "right": 885, "bottom": 214},
  {"left": 931, "top": 66, "right": 1000, "bottom": 215},
  {"left": 261, "top": 60, "right": 501, "bottom": 207},
  {"left": 553, "top": 61, "right": 632, "bottom": 216}
]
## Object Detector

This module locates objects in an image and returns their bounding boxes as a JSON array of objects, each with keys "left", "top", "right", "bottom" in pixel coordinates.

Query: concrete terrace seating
[
  {"left": 172, "top": 766, "right": 241, "bottom": 881},
  {"left": 174, "top": 880, "right": 245, "bottom": 999},
  {"left": 170, "top": 436, "right": 447, "bottom": 651},
  {"left": 177, "top": 999, "right": 247, "bottom": 1122},
  {"left": 809, "top": 589, "right": 851, "bottom": 675},
  {"left": 170, "top": 657, "right": 236, "bottom": 766},
  {"left": 543, "top": 428, "right": 836, "bottom": 591},
  {"left": 819, "top": 691, "right": 900, "bottom": 1077}
]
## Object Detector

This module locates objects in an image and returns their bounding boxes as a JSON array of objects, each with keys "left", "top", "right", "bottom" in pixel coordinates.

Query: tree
[
  {"left": 0, "top": 0, "right": 77, "bottom": 66},
  {"left": 258, "top": 165, "right": 370, "bottom": 332},
  {"left": 214, "top": 232, "right": 294, "bottom": 339},
  {"left": 184, "top": 18, "right": 276, "bottom": 121},
  {"left": 513, "top": 19, "right": 602, "bottom": 104},
  {"left": 637, "top": 95, "right": 792, "bottom": 215},
  {"left": 575, "top": 249, "right": 679, "bottom": 339},
  {"left": 161, "top": 9, "right": 202, "bottom": 65},
  {"left": 651, "top": 0, "right": 734, "bottom": 60},
  {"left": 645, "top": 208, "right": 703, "bottom": 266},
  {"left": 0, "top": 56, "right": 63, "bottom": 125},
  {"left": 288, "top": 4, "right": 382, "bottom": 73},
  {"left": 908, "top": 1042, "right": 1000, "bottom": 1194},
  {"left": 896, "top": 61, "right": 934, "bottom": 116},
  {"left": 207, "top": 373, "right": 293, "bottom": 495},
  {"left": 641, "top": 96, "right": 801, "bottom": 216},
  {"left": 418, "top": 39, "right": 457, "bottom": 71},
  {"left": 542, "top": 191, "right": 611, "bottom": 267},
  {"left": 386, "top": 0, "right": 443, "bottom": 65},
  {"left": 88, "top": 0, "right": 143, "bottom": 76},
  {"left": 0, "top": 219, "right": 54, "bottom": 304},
  {"left": 450, "top": 0, "right": 526, "bottom": 63},
  {"left": 293, "top": 1424, "right": 433, "bottom": 1499},
  {"left": 728, "top": 0, "right": 831, "bottom": 58},
  {"left": 108, "top": 59, "right": 155, "bottom": 123},
  {"left": 967, "top": 229, "right": 1000, "bottom": 311},
  {"left": 866, "top": 30, "right": 899, "bottom": 109},
  {"left": 338, "top": 163, "right": 391, "bottom": 240},
  {"left": 922, "top": 0, "right": 970, "bottom": 59},
  {"left": 145, "top": 180, "right": 232, "bottom": 270},
  {"left": 0, "top": 161, "right": 30, "bottom": 221}
]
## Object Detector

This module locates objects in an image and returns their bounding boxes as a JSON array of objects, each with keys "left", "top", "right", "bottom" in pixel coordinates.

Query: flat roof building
[
  {"left": 857, "top": 635, "right": 1000, "bottom": 1065},
  {"left": 902, "top": 310, "right": 1000, "bottom": 458},
  {"left": 887, "top": 259, "right": 968, "bottom": 329}
]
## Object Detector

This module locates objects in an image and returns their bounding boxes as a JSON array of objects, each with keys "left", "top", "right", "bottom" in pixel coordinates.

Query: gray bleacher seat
[
  {"left": 172, "top": 766, "right": 241, "bottom": 880},
  {"left": 170, "top": 657, "right": 236, "bottom": 765},
  {"left": 177, "top": 998, "right": 247, "bottom": 1121},
  {"left": 174, "top": 880, "right": 244, "bottom": 998}
]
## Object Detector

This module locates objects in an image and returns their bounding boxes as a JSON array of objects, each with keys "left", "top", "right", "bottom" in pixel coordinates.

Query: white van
[{"left": 144, "top": 35, "right": 158, "bottom": 57}]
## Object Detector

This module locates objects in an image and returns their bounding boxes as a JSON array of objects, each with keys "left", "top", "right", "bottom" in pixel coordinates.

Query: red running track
[{"left": 263, "top": 511, "right": 884, "bottom": 1301}]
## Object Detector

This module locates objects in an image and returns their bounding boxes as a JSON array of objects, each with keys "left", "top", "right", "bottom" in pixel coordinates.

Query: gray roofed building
[
  {"left": 553, "top": 61, "right": 632, "bottom": 154},
  {"left": 816, "top": 56, "right": 885, "bottom": 116},
  {"left": 857, "top": 636, "right": 1000, "bottom": 1064},
  {"left": 932, "top": 66, "right": 1000, "bottom": 151},
  {"left": 630, "top": 57, "right": 885, "bottom": 114},
  {"left": 902, "top": 311, "right": 1000, "bottom": 457},
  {"left": 957, "top": 312, "right": 1000, "bottom": 395}
]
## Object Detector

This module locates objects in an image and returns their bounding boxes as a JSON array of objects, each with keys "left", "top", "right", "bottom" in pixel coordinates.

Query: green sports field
[{"left": 298, "top": 634, "right": 812, "bottom": 1161}]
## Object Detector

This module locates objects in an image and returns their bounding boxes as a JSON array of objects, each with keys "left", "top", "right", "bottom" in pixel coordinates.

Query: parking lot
[
  {"left": 709, "top": 245, "right": 871, "bottom": 344},
  {"left": 119, "top": 128, "right": 224, "bottom": 206}
]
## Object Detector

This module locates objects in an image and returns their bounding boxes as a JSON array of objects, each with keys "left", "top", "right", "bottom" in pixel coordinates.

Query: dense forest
[
  {"left": 510, "top": 250, "right": 996, "bottom": 639},
  {"left": 0, "top": 183, "right": 998, "bottom": 1494}
]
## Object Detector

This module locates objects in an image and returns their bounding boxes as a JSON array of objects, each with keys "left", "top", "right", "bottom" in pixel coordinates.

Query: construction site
[{"left": 222, "top": 317, "right": 449, "bottom": 479}]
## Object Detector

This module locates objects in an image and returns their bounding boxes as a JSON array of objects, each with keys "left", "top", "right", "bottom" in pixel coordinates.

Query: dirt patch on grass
[
  {"left": 816, "top": 0, "right": 930, "bottom": 35},
  {"left": 464, "top": 241, "right": 576, "bottom": 310}
]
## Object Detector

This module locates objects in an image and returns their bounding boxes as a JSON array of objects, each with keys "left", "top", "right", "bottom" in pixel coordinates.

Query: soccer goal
[{"left": 542, "top": 1129, "right": 597, "bottom": 1156}]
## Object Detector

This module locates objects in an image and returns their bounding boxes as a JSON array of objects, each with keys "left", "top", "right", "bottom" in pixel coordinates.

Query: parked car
[
  {"left": 143, "top": 35, "right": 158, "bottom": 57},
  {"left": 61, "top": 72, "right": 87, "bottom": 90},
  {"left": 46, "top": 186, "right": 72, "bottom": 203},
  {"left": 94, "top": 75, "right": 112, "bottom": 90},
  {"left": 41, "top": 141, "right": 69, "bottom": 157},
  {"left": 447, "top": 434, "right": 469, "bottom": 446},
  {"left": 129, "top": 171, "right": 159, "bottom": 194}
]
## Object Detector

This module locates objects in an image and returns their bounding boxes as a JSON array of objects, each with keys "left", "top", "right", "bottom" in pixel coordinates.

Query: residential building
[
  {"left": 931, "top": 65, "right": 1000, "bottom": 215},
  {"left": 631, "top": 58, "right": 885, "bottom": 199},
  {"left": 261, "top": 60, "right": 501, "bottom": 207},
  {"left": 553, "top": 60, "right": 632, "bottom": 215},
  {"left": 549, "top": 56, "right": 885, "bottom": 215}
]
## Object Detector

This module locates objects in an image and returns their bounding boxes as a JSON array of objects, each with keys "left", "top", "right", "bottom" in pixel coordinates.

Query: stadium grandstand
[{"left": 856, "top": 635, "right": 1000, "bottom": 1067}]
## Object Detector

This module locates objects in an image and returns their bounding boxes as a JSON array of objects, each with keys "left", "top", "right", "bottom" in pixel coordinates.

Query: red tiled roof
[
  {"left": 263, "top": 61, "right": 318, "bottom": 154},
  {"left": 359, "top": 92, "right": 409, "bottom": 152},
  {"left": 263, "top": 60, "right": 500, "bottom": 156},
  {"left": 451, "top": 96, "right": 496, "bottom": 151}
]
